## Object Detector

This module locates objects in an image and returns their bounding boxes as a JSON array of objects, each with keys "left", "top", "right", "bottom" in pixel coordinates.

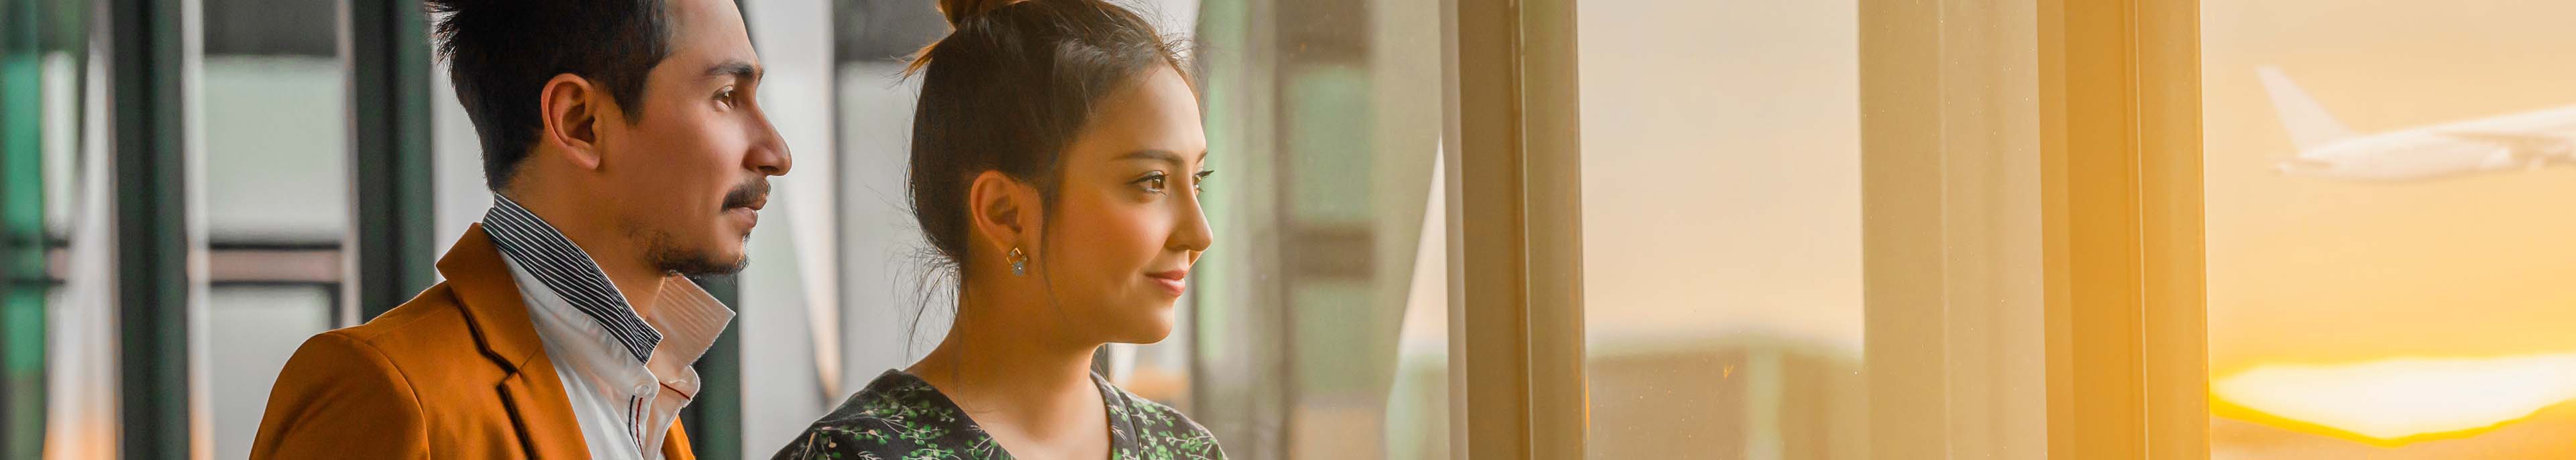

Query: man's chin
[
  {"left": 657, "top": 251, "right": 749, "bottom": 277},
  {"left": 702, "top": 258, "right": 751, "bottom": 276},
  {"left": 631, "top": 225, "right": 750, "bottom": 277}
]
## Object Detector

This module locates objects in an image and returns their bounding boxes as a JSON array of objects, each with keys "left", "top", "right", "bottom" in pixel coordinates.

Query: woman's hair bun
[{"left": 936, "top": 0, "right": 1026, "bottom": 26}]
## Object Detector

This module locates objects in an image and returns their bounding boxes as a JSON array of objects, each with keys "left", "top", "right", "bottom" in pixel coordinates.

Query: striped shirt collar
[{"left": 481, "top": 195, "right": 662, "bottom": 363}]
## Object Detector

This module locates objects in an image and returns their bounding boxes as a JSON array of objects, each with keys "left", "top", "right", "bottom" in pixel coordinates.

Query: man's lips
[{"left": 724, "top": 196, "right": 763, "bottom": 231}]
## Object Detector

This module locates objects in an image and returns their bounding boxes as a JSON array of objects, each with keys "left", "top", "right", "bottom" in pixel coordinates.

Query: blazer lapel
[
  {"left": 440, "top": 224, "right": 590, "bottom": 459},
  {"left": 496, "top": 363, "right": 587, "bottom": 459}
]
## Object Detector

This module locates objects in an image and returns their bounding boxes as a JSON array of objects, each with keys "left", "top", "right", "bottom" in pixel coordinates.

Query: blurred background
[
  {"left": 9, "top": 0, "right": 2576, "bottom": 459},
  {"left": 3, "top": 0, "right": 1463, "bottom": 458}
]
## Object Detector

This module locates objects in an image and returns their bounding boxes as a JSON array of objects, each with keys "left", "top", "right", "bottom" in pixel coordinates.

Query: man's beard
[
  {"left": 629, "top": 223, "right": 751, "bottom": 277},
  {"left": 631, "top": 179, "right": 766, "bottom": 277}
]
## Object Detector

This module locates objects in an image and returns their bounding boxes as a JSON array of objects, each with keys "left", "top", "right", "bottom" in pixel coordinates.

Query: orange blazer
[{"left": 251, "top": 225, "right": 695, "bottom": 459}]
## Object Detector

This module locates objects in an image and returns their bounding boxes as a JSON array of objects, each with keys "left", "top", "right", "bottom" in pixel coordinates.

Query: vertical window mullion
[
  {"left": 109, "top": 0, "right": 194, "bottom": 456},
  {"left": 343, "top": 0, "right": 435, "bottom": 325}
]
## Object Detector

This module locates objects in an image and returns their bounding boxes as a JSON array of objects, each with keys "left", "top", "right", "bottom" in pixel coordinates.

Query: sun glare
[{"left": 2213, "top": 353, "right": 2576, "bottom": 443}]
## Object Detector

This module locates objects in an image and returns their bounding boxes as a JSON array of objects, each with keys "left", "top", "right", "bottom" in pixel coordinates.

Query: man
[{"left": 250, "top": 0, "right": 787, "bottom": 458}]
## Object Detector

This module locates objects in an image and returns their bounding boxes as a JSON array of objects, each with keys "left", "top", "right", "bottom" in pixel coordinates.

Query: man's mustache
[{"left": 722, "top": 179, "right": 770, "bottom": 210}]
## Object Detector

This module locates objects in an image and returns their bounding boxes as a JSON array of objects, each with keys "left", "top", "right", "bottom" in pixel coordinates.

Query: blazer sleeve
[{"left": 250, "top": 331, "right": 431, "bottom": 459}]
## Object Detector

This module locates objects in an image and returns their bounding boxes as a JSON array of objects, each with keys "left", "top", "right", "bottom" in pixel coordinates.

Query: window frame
[
  {"left": 1442, "top": 0, "right": 1585, "bottom": 457},
  {"left": 1442, "top": 0, "right": 2210, "bottom": 458},
  {"left": 2040, "top": 0, "right": 2208, "bottom": 457}
]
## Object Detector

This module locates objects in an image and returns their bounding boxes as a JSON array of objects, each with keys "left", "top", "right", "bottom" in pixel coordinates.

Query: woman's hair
[{"left": 905, "top": 0, "right": 1186, "bottom": 283}]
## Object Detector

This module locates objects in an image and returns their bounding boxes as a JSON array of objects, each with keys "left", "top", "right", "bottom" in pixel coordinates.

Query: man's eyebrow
[{"left": 706, "top": 61, "right": 761, "bottom": 81}]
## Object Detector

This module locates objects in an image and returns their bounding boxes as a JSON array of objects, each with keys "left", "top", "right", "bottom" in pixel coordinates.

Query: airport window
[
  {"left": 2202, "top": 1, "right": 2576, "bottom": 457},
  {"left": 1576, "top": 1, "right": 1872, "bottom": 457},
  {"left": 64, "top": 0, "right": 2576, "bottom": 458},
  {"left": 194, "top": 0, "right": 352, "bottom": 457}
]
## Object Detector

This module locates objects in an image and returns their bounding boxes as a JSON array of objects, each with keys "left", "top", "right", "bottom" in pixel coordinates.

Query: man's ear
[
  {"left": 538, "top": 73, "right": 606, "bottom": 170},
  {"left": 967, "top": 170, "right": 1038, "bottom": 257}
]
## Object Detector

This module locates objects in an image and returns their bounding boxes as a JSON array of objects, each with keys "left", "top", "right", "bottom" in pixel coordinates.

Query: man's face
[{"left": 592, "top": 0, "right": 789, "bottom": 276}]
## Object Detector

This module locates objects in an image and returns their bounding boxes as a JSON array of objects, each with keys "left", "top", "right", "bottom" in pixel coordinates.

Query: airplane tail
[{"left": 2257, "top": 66, "right": 2359, "bottom": 152}]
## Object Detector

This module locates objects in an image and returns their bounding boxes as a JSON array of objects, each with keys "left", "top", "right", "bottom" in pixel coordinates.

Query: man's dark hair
[{"left": 426, "top": 0, "right": 676, "bottom": 190}]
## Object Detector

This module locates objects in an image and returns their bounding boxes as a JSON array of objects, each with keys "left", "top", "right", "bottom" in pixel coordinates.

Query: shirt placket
[{"left": 616, "top": 363, "right": 659, "bottom": 459}]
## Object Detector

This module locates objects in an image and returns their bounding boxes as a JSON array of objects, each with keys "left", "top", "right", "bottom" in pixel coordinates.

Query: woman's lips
[{"left": 1146, "top": 270, "right": 1188, "bottom": 296}]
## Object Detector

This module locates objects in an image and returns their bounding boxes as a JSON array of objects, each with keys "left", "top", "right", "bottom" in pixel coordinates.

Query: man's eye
[{"left": 715, "top": 88, "right": 738, "bottom": 107}]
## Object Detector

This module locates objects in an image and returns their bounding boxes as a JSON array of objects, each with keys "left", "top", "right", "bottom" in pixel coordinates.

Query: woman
[{"left": 771, "top": 0, "right": 1222, "bottom": 459}]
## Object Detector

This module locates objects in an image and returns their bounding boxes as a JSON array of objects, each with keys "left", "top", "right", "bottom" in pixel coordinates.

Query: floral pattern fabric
[{"left": 771, "top": 369, "right": 1226, "bottom": 460}]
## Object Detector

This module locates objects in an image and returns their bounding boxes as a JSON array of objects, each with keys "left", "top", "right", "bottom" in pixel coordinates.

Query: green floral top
[{"left": 771, "top": 369, "right": 1227, "bottom": 460}]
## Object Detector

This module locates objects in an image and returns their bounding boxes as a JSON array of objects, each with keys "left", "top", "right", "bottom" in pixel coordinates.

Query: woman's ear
[
  {"left": 539, "top": 73, "right": 606, "bottom": 170},
  {"left": 967, "top": 170, "right": 1035, "bottom": 257}
]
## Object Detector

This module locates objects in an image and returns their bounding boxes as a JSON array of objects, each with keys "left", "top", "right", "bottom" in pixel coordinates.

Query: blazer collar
[
  {"left": 438, "top": 223, "right": 552, "bottom": 372},
  {"left": 436, "top": 224, "right": 590, "bottom": 458}
]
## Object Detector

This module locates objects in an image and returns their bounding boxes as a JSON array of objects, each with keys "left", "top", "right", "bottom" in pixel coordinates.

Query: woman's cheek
[{"left": 1069, "top": 196, "right": 1148, "bottom": 266}]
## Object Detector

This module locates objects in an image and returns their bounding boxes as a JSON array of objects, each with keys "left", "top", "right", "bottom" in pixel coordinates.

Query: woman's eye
[
  {"left": 1193, "top": 170, "right": 1214, "bottom": 193},
  {"left": 1136, "top": 173, "right": 1169, "bottom": 194}
]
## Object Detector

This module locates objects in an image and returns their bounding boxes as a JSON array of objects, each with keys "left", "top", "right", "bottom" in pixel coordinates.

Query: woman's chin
[{"left": 1108, "top": 317, "right": 1177, "bottom": 344}]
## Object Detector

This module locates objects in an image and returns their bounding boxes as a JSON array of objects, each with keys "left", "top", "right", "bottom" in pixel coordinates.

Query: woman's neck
[
  {"left": 906, "top": 284, "right": 1111, "bottom": 457},
  {"left": 908, "top": 324, "right": 1099, "bottom": 404}
]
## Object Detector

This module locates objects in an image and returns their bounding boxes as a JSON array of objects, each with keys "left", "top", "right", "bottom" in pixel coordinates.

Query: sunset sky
[
  {"left": 2203, "top": 0, "right": 2576, "bottom": 378},
  {"left": 2203, "top": 0, "right": 2576, "bottom": 450}
]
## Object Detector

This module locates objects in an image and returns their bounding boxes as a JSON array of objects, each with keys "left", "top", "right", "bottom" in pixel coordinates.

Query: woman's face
[{"left": 1033, "top": 64, "right": 1212, "bottom": 345}]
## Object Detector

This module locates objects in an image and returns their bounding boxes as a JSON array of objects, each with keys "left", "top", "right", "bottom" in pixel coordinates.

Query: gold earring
[{"left": 1008, "top": 247, "right": 1028, "bottom": 276}]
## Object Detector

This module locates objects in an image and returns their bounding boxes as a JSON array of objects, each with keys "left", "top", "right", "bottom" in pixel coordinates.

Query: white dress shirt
[{"left": 484, "top": 196, "right": 733, "bottom": 459}]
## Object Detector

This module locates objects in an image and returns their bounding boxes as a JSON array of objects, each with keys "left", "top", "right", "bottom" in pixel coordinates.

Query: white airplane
[{"left": 2261, "top": 66, "right": 2576, "bottom": 181}]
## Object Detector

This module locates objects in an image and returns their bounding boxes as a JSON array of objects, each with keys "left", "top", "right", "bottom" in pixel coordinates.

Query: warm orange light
[{"left": 2212, "top": 353, "right": 2576, "bottom": 445}]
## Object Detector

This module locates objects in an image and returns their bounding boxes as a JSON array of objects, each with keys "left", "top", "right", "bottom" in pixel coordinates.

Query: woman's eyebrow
[
  {"left": 1117, "top": 149, "right": 1183, "bottom": 165},
  {"left": 1116, "top": 149, "right": 1210, "bottom": 166}
]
